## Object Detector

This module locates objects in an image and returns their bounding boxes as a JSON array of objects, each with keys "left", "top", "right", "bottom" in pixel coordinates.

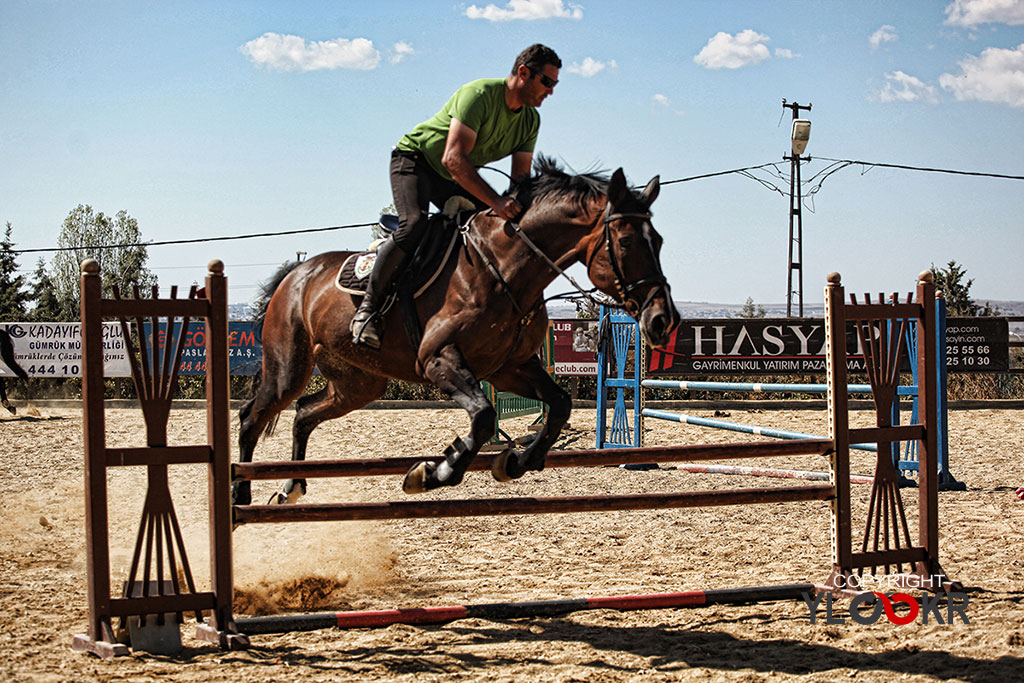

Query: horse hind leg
[
  {"left": 403, "top": 344, "right": 496, "bottom": 494},
  {"left": 0, "top": 378, "right": 13, "bottom": 415},
  {"left": 235, "top": 354, "right": 314, "bottom": 506},
  {"left": 267, "top": 367, "right": 388, "bottom": 505}
]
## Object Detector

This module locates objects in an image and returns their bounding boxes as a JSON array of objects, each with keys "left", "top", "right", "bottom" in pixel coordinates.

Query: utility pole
[{"left": 782, "top": 99, "right": 812, "bottom": 318}]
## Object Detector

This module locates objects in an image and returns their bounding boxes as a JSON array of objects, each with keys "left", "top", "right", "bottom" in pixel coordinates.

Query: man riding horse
[
  {"left": 351, "top": 44, "right": 562, "bottom": 349},
  {"left": 235, "top": 44, "right": 678, "bottom": 505}
]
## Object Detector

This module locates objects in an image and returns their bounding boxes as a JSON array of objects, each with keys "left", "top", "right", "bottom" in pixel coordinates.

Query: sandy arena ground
[{"left": 1, "top": 402, "right": 1023, "bottom": 682}]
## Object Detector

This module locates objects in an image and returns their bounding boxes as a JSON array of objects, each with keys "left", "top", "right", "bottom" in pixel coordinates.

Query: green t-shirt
[{"left": 397, "top": 78, "right": 539, "bottom": 181}]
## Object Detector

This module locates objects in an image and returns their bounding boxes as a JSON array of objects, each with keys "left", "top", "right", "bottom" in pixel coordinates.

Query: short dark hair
[{"left": 512, "top": 44, "right": 561, "bottom": 74}]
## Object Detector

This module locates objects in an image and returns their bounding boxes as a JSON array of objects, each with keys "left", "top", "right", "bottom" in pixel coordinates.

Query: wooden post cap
[
  {"left": 81, "top": 258, "right": 100, "bottom": 274},
  {"left": 826, "top": 272, "right": 841, "bottom": 284},
  {"left": 918, "top": 270, "right": 933, "bottom": 284},
  {"left": 208, "top": 259, "right": 224, "bottom": 275}
]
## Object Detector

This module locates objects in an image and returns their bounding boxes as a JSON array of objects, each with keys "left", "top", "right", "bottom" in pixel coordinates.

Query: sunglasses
[{"left": 528, "top": 67, "right": 558, "bottom": 89}]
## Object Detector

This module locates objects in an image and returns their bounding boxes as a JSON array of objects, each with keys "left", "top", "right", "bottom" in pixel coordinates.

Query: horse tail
[
  {"left": 252, "top": 261, "right": 302, "bottom": 341},
  {"left": 262, "top": 414, "right": 280, "bottom": 439}
]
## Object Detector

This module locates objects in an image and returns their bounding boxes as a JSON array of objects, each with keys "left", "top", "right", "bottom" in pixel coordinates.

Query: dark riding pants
[{"left": 389, "top": 149, "right": 485, "bottom": 255}]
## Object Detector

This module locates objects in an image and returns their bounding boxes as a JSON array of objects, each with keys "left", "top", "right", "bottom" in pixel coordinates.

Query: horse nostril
[{"left": 648, "top": 314, "right": 668, "bottom": 343}]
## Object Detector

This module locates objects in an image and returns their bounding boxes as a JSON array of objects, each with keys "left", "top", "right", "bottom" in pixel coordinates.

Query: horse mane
[{"left": 513, "top": 154, "right": 610, "bottom": 213}]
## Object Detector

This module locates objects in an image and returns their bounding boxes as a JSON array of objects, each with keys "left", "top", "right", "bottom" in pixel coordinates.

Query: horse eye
[{"left": 618, "top": 236, "right": 633, "bottom": 250}]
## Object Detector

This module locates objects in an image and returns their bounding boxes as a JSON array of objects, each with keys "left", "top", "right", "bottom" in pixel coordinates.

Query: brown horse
[{"left": 234, "top": 158, "right": 680, "bottom": 505}]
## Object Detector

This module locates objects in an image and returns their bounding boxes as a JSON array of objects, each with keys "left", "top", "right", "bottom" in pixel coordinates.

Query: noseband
[{"left": 599, "top": 206, "right": 671, "bottom": 318}]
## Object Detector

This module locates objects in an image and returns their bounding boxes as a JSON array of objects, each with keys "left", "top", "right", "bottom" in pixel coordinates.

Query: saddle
[
  {"left": 336, "top": 197, "right": 478, "bottom": 348},
  {"left": 334, "top": 213, "right": 463, "bottom": 297}
]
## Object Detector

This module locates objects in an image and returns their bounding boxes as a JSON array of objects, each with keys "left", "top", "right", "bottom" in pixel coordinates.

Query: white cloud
[
  {"left": 875, "top": 71, "right": 940, "bottom": 103},
  {"left": 465, "top": 0, "right": 583, "bottom": 22},
  {"left": 869, "top": 25, "right": 899, "bottom": 50},
  {"left": 775, "top": 48, "right": 796, "bottom": 59},
  {"left": 240, "top": 33, "right": 380, "bottom": 71},
  {"left": 566, "top": 57, "right": 615, "bottom": 77},
  {"left": 694, "top": 30, "right": 771, "bottom": 70},
  {"left": 944, "top": 0, "right": 1024, "bottom": 26},
  {"left": 651, "top": 93, "right": 683, "bottom": 115},
  {"left": 939, "top": 43, "right": 1024, "bottom": 107},
  {"left": 390, "top": 41, "right": 415, "bottom": 65}
]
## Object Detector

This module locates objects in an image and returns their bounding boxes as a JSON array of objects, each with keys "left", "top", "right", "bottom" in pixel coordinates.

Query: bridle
[
  {"left": 461, "top": 197, "right": 671, "bottom": 332},
  {"left": 597, "top": 204, "right": 671, "bottom": 318},
  {"left": 458, "top": 198, "right": 670, "bottom": 375}
]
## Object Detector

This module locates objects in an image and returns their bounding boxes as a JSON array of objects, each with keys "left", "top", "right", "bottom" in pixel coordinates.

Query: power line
[
  {"left": 12, "top": 220, "right": 377, "bottom": 255},
  {"left": 658, "top": 161, "right": 784, "bottom": 186},
  {"left": 10, "top": 156, "right": 1022, "bottom": 255},
  {"left": 813, "top": 157, "right": 1024, "bottom": 181}
]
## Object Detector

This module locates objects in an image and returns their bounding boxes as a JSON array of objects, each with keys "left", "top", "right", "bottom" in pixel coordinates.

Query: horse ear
[
  {"left": 641, "top": 175, "right": 660, "bottom": 208},
  {"left": 608, "top": 168, "right": 629, "bottom": 207}
]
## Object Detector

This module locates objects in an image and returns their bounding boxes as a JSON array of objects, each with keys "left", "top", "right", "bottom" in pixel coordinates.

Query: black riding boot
[{"left": 350, "top": 236, "right": 409, "bottom": 349}]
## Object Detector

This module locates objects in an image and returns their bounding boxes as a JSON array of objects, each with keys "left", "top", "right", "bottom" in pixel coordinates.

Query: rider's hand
[{"left": 490, "top": 197, "right": 522, "bottom": 221}]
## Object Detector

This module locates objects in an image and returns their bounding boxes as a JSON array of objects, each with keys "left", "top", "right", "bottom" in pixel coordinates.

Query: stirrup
[{"left": 351, "top": 312, "right": 383, "bottom": 350}]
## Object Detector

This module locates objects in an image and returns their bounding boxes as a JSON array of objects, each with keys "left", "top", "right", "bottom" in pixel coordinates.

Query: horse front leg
[
  {"left": 402, "top": 344, "right": 496, "bottom": 494},
  {"left": 489, "top": 356, "right": 571, "bottom": 482}
]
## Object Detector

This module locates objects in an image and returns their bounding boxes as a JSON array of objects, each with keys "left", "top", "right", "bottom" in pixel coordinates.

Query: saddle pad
[
  {"left": 334, "top": 220, "right": 464, "bottom": 297},
  {"left": 336, "top": 252, "right": 377, "bottom": 295}
]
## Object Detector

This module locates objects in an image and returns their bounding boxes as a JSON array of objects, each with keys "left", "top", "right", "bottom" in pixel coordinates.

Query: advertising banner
[
  {"left": 944, "top": 318, "right": 1009, "bottom": 372},
  {"left": 142, "top": 321, "right": 263, "bottom": 375},
  {"left": 0, "top": 322, "right": 131, "bottom": 377},
  {"left": 551, "top": 319, "right": 600, "bottom": 376},
  {"left": 646, "top": 317, "right": 1010, "bottom": 376}
]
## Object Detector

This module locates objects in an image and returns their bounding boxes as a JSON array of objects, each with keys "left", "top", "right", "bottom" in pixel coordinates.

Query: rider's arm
[
  {"left": 442, "top": 118, "right": 522, "bottom": 220},
  {"left": 510, "top": 151, "right": 533, "bottom": 182}
]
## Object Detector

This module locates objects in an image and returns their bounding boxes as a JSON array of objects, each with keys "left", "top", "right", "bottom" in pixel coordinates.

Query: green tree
[
  {"left": 372, "top": 203, "right": 397, "bottom": 241},
  {"left": 736, "top": 296, "right": 767, "bottom": 318},
  {"left": 27, "top": 258, "right": 64, "bottom": 321},
  {"left": 574, "top": 296, "right": 602, "bottom": 320},
  {"left": 0, "top": 223, "right": 30, "bottom": 319},
  {"left": 930, "top": 261, "right": 997, "bottom": 316},
  {"left": 51, "top": 205, "right": 157, "bottom": 314}
]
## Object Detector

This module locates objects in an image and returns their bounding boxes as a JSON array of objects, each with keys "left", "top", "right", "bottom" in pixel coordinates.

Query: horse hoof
[
  {"left": 491, "top": 447, "right": 518, "bottom": 483},
  {"left": 402, "top": 462, "right": 430, "bottom": 494},
  {"left": 267, "top": 491, "right": 289, "bottom": 505},
  {"left": 231, "top": 483, "right": 251, "bottom": 507}
]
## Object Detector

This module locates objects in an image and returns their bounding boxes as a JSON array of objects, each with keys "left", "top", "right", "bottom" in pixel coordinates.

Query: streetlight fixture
[
  {"left": 782, "top": 99, "right": 812, "bottom": 317},
  {"left": 791, "top": 119, "right": 811, "bottom": 156}
]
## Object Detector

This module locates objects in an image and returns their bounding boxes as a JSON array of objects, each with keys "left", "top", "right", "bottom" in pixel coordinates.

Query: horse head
[{"left": 584, "top": 168, "right": 680, "bottom": 348}]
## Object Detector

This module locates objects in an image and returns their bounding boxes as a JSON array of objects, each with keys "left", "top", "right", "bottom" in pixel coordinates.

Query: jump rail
[{"left": 74, "top": 268, "right": 957, "bottom": 657}]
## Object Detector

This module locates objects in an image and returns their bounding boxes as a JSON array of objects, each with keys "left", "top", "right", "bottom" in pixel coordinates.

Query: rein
[
  {"left": 460, "top": 200, "right": 671, "bottom": 371},
  {"left": 599, "top": 206, "right": 671, "bottom": 318}
]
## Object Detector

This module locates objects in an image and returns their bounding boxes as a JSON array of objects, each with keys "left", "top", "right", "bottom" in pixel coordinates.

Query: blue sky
[{"left": 2, "top": 0, "right": 1023, "bottom": 306}]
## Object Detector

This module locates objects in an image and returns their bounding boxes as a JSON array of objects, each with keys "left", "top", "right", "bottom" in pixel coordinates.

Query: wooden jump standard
[
  {"left": 73, "top": 259, "right": 245, "bottom": 657},
  {"left": 73, "top": 266, "right": 957, "bottom": 656}
]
